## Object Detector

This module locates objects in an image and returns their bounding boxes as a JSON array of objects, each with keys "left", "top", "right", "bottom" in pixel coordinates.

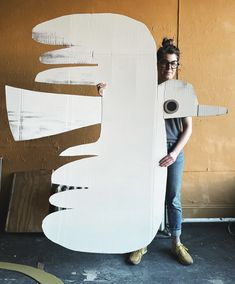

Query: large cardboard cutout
[{"left": 5, "top": 14, "right": 227, "bottom": 253}]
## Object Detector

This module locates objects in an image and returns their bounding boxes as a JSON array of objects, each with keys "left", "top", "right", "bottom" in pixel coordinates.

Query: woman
[{"left": 128, "top": 38, "right": 193, "bottom": 265}]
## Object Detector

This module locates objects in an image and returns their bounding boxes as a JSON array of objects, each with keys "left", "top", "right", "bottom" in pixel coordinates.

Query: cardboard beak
[{"left": 197, "top": 105, "right": 228, "bottom": 116}]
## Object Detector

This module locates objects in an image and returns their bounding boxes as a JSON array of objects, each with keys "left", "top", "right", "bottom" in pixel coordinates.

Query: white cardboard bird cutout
[{"left": 5, "top": 14, "right": 227, "bottom": 253}]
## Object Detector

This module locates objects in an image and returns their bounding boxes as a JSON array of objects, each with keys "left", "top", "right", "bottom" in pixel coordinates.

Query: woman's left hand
[{"left": 159, "top": 152, "right": 177, "bottom": 167}]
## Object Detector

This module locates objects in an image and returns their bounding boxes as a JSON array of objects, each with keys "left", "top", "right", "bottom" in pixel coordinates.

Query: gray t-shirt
[{"left": 165, "top": 118, "right": 183, "bottom": 142}]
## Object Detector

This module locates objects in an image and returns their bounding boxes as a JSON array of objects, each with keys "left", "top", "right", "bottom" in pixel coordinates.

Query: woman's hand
[
  {"left": 159, "top": 151, "right": 177, "bottom": 167},
  {"left": 159, "top": 117, "right": 192, "bottom": 167},
  {"left": 97, "top": 82, "right": 107, "bottom": 96}
]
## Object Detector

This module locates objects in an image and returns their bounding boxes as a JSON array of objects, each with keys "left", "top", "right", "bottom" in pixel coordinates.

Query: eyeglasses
[{"left": 159, "top": 59, "right": 179, "bottom": 69}]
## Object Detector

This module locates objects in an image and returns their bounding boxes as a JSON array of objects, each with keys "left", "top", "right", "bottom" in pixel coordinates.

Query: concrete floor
[{"left": 0, "top": 222, "right": 234, "bottom": 284}]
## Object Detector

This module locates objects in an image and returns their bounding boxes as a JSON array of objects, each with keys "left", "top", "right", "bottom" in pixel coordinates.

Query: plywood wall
[
  {"left": 179, "top": 0, "right": 235, "bottom": 217},
  {"left": 0, "top": 0, "right": 234, "bottom": 228}
]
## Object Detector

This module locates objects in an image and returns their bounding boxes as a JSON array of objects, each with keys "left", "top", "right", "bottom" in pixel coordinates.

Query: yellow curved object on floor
[{"left": 0, "top": 262, "right": 63, "bottom": 284}]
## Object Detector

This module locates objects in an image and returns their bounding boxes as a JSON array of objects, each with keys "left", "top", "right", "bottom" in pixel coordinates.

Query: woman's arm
[{"left": 159, "top": 117, "right": 192, "bottom": 167}]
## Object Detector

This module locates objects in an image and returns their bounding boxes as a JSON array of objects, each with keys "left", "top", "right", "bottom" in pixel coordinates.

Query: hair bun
[
  {"left": 157, "top": 37, "right": 180, "bottom": 61},
  {"left": 162, "top": 38, "right": 174, "bottom": 48}
]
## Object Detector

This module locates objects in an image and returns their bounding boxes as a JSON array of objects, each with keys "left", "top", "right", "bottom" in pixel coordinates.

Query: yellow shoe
[
  {"left": 129, "top": 247, "right": 147, "bottom": 265},
  {"left": 172, "top": 243, "right": 193, "bottom": 265}
]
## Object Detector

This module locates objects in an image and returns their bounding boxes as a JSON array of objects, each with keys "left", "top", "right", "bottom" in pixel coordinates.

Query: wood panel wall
[{"left": 179, "top": 0, "right": 235, "bottom": 217}]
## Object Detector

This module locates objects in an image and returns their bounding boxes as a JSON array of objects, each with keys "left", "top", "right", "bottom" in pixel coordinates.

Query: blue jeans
[{"left": 166, "top": 142, "right": 184, "bottom": 237}]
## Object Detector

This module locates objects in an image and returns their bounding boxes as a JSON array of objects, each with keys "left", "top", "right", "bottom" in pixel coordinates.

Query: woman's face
[{"left": 158, "top": 53, "right": 178, "bottom": 84}]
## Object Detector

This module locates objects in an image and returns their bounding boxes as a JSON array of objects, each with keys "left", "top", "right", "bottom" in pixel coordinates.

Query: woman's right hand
[{"left": 97, "top": 83, "right": 107, "bottom": 96}]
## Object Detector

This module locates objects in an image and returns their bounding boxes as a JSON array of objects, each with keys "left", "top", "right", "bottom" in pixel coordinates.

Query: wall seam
[
  {"left": 177, "top": 0, "right": 180, "bottom": 47},
  {"left": 176, "top": 0, "right": 180, "bottom": 79}
]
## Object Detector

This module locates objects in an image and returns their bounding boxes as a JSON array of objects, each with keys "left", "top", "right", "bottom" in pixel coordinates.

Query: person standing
[{"left": 128, "top": 38, "right": 193, "bottom": 265}]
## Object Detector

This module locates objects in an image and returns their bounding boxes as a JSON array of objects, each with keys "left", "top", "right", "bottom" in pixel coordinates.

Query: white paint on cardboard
[
  {"left": 34, "top": 14, "right": 162, "bottom": 253},
  {"left": 40, "top": 46, "right": 95, "bottom": 65},
  {"left": 162, "top": 80, "right": 198, "bottom": 118},
  {"left": 197, "top": 104, "right": 228, "bottom": 116},
  {"left": 6, "top": 85, "right": 101, "bottom": 140},
  {"left": 32, "top": 14, "right": 155, "bottom": 54},
  {"left": 162, "top": 80, "right": 227, "bottom": 119},
  {"left": 35, "top": 66, "right": 102, "bottom": 85}
]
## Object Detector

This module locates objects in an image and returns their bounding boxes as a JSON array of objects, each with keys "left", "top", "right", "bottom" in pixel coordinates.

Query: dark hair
[{"left": 157, "top": 38, "right": 180, "bottom": 61}]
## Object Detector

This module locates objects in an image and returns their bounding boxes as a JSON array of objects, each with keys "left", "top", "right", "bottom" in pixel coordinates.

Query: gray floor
[{"left": 0, "top": 223, "right": 234, "bottom": 284}]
